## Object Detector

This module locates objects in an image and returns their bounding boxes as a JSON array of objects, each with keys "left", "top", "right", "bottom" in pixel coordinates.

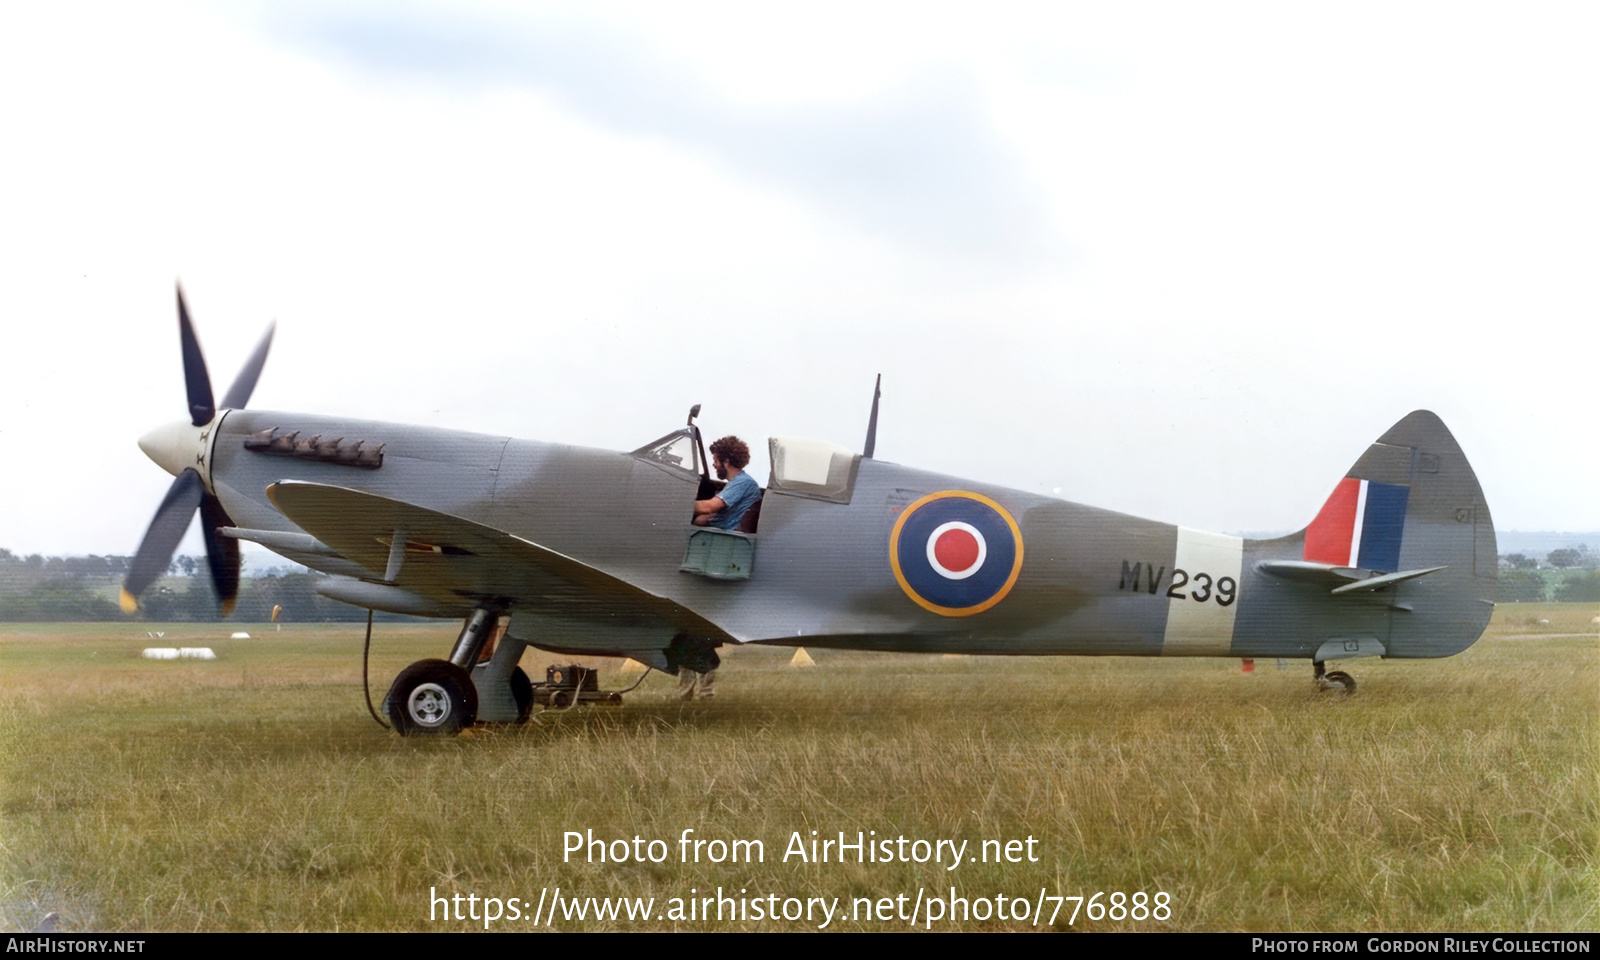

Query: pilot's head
[{"left": 710, "top": 436, "right": 750, "bottom": 479}]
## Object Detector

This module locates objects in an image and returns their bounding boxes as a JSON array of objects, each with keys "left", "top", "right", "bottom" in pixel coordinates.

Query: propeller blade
[
  {"left": 219, "top": 321, "right": 275, "bottom": 411},
  {"left": 200, "top": 494, "right": 241, "bottom": 616},
  {"left": 177, "top": 285, "right": 215, "bottom": 426},
  {"left": 121, "top": 468, "right": 204, "bottom": 611}
]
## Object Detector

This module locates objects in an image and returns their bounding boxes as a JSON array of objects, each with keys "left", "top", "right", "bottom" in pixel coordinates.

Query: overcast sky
[{"left": 1, "top": 2, "right": 1596, "bottom": 564}]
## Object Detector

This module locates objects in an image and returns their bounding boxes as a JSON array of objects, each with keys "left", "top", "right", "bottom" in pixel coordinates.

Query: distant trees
[
  {"left": 1546, "top": 548, "right": 1582, "bottom": 569},
  {"left": 0, "top": 548, "right": 416, "bottom": 622},
  {"left": 1496, "top": 570, "right": 1546, "bottom": 603},
  {"left": 1496, "top": 554, "right": 1600, "bottom": 602},
  {"left": 0, "top": 578, "right": 122, "bottom": 620},
  {"left": 0, "top": 549, "right": 131, "bottom": 585},
  {"left": 1500, "top": 547, "right": 1599, "bottom": 573},
  {"left": 1553, "top": 571, "right": 1600, "bottom": 602}
]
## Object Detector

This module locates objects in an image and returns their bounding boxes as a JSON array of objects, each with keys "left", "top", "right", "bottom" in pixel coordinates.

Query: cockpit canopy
[
  {"left": 768, "top": 436, "right": 858, "bottom": 503},
  {"left": 631, "top": 429, "right": 859, "bottom": 503}
]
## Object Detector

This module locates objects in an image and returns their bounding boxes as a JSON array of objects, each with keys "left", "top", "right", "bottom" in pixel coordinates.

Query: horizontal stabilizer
[
  {"left": 1255, "top": 560, "right": 1369, "bottom": 586},
  {"left": 1328, "top": 565, "right": 1448, "bottom": 595},
  {"left": 1257, "top": 559, "right": 1447, "bottom": 595}
]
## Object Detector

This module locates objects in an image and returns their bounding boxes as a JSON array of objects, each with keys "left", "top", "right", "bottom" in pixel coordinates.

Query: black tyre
[
  {"left": 510, "top": 666, "right": 534, "bottom": 724},
  {"left": 385, "top": 659, "right": 479, "bottom": 736},
  {"left": 1323, "top": 670, "right": 1356, "bottom": 694}
]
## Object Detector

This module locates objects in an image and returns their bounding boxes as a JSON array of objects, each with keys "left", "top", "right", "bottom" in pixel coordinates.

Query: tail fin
[{"left": 1304, "top": 411, "right": 1496, "bottom": 657}]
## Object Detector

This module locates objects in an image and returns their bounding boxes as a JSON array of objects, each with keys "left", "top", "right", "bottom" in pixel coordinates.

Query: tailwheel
[
  {"left": 385, "top": 659, "right": 479, "bottom": 735},
  {"left": 1323, "top": 670, "right": 1356, "bottom": 694},
  {"left": 1312, "top": 660, "right": 1356, "bottom": 695}
]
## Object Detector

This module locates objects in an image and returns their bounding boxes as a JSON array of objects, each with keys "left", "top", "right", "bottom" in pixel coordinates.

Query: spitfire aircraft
[{"left": 125, "top": 288, "right": 1497, "bottom": 735}]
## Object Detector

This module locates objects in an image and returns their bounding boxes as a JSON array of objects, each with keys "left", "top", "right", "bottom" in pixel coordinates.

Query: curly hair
[{"left": 709, "top": 436, "right": 751, "bottom": 470}]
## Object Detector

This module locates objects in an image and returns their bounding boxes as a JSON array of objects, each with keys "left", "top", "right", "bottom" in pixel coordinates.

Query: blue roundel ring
[{"left": 889, "top": 491, "right": 1024, "bottom": 617}]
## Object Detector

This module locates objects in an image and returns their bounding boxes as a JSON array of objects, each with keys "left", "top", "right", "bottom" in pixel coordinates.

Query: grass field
[{"left": 2, "top": 606, "right": 1596, "bottom": 932}]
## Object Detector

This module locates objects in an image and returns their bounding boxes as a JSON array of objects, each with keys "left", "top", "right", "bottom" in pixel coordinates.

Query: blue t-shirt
[{"left": 711, "top": 471, "right": 760, "bottom": 530}]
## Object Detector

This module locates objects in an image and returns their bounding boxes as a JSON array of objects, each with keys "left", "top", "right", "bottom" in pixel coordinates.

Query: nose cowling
[{"left": 138, "top": 417, "right": 215, "bottom": 483}]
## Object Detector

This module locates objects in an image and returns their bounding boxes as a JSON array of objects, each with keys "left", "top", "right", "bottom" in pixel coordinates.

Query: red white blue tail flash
[{"left": 1304, "top": 477, "right": 1410, "bottom": 572}]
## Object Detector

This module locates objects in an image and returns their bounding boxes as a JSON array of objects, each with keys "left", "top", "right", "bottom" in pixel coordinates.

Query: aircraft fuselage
[{"left": 176, "top": 407, "right": 1495, "bottom": 663}]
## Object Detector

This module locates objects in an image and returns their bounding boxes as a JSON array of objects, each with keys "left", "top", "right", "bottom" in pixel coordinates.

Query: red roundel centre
[{"left": 933, "top": 527, "right": 981, "bottom": 573}]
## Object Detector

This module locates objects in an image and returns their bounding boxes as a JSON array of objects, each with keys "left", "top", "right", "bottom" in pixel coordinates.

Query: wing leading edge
[{"left": 264, "top": 480, "right": 727, "bottom": 639}]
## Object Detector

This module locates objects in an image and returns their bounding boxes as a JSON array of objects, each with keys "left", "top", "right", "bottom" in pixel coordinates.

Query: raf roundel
[{"left": 890, "top": 491, "right": 1024, "bottom": 616}]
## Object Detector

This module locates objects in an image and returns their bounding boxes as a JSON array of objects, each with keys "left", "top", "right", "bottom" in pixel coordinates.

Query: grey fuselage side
[{"left": 208, "top": 409, "right": 1495, "bottom": 661}]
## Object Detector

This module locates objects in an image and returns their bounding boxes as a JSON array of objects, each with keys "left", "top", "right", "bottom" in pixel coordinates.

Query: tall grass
[{"left": 1, "top": 607, "right": 1595, "bottom": 931}]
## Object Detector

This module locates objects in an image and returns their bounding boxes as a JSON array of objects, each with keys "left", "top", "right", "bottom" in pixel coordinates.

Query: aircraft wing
[{"left": 264, "top": 480, "right": 724, "bottom": 636}]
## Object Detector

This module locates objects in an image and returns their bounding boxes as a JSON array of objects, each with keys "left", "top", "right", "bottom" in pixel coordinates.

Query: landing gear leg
[
  {"left": 1313, "top": 660, "right": 1356, "bottom": 694},
  {"left": 448, "top": 608, "right": 498, "bottom": 669}
]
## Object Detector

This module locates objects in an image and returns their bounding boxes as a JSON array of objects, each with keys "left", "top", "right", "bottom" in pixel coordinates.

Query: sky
[{"left": 1, "top": 1, "right": 1596, "bottom": 566}]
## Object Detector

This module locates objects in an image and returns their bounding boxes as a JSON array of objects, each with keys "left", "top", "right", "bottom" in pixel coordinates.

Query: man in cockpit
[
  {"left": 681, "top": 436, "right": 758, "bottom": 699},
  {"left": 693, "top": 436, "right": 759, "bottom": 531}
]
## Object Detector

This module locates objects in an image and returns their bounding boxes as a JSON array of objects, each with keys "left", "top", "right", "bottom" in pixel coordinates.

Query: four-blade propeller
[{"left": 121, "top": 285, "right": 273, "bottom": 616}]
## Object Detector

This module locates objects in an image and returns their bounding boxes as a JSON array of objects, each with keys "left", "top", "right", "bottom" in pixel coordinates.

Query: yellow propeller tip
[{"left": 119, "top": 589, "right": 139, "bottom": 614}]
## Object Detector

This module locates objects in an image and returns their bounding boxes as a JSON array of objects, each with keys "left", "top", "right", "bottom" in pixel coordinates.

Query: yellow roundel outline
[{"left": 889, "top": 490, "right": 1025, "bottom": 617}]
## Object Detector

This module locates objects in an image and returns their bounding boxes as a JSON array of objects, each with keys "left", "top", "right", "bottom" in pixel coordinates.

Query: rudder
[{"left": 1302, "top": 410, "right": 1496, "bottom": 657}]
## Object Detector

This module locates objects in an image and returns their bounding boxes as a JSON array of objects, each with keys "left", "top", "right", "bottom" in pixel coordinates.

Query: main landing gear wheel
[{"left": 385, "top": 659, "right": 479, "bottom": 736}]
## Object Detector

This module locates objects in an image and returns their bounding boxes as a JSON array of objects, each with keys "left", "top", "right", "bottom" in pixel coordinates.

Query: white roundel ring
[{"left": 925, "top": 521, "right": 987, "bottom": 580}]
